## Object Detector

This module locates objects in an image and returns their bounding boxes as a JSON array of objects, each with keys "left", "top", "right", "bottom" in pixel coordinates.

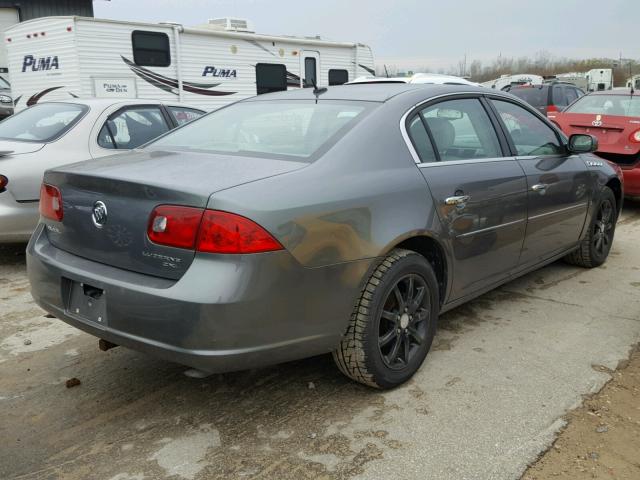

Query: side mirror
[{"left": 567, "top": 134, "right": 598, "bottom": 154}]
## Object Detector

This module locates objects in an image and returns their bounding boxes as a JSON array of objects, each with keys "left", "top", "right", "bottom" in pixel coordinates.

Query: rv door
[{"left": 300, "top": 50, "right": 320, "bottom": 88}]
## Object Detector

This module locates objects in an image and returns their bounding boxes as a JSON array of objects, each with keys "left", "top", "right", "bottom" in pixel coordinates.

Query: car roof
[
  {"left": 243, "top": 83, "right": 488, "bottom": 103},
  {"left": 41, "top": 97, "right": 205, "bottom": 110},
  {"left": 587, "top": 90, "right": 637, "bottom": 96}
]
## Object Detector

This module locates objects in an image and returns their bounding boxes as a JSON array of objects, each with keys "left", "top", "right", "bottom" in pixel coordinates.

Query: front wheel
[
  {"left": 332, "top": 249, "right": 439, "bottom": 389},
  {"left": 565, "top": 186, "right": 617, "bottom": 268}
]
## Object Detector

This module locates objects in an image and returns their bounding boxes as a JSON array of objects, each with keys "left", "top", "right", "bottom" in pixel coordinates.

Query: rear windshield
[
  {"left": 509, "top": 87, "right": 548, "bottom": 107},
  {"left": 150, "top": 100, "right": 373, "bottom": 160},
  {"left": 565, "top": 94, "right": 640, "bottom": 117},
  {"left": 0, "top": 103, "right": 88, "bottom": 142}
]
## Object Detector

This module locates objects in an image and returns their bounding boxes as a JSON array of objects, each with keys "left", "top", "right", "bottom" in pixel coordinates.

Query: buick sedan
[{"left": 27, "top": 84, "right": 623, "bottom": 389}]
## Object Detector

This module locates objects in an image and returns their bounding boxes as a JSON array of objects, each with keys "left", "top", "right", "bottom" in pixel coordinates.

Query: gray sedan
[{"left": 27, "top": 84, "right": 623, "bottom": 389}]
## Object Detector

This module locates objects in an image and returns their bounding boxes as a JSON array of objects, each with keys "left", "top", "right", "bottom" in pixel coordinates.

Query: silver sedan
[{"left": 0, "top": 98, "right": 204, "bottom": 242}]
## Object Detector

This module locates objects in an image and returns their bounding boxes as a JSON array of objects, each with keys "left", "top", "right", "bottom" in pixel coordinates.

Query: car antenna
[{"left": 312, "top": 79, "right": 327, "bottom": 104}]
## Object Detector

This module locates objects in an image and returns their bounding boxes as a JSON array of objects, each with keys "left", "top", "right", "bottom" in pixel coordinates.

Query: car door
[
  {"left": 91, "top": 104, "right": 172, "bottom": 158},
  {"left": 489, "top": 98, "right": 590, "bottom": 267},
  {"left": 405, "top": 96, "right": 528, "bottom": 300}
]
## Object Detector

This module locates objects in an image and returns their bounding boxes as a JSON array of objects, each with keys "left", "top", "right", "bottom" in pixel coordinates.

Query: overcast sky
[{"left": 94, "top": 0, "right": 638, "bottom": 71}]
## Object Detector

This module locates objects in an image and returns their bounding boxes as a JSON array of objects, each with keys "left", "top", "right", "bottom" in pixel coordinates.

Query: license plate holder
[{"left": 66, "top": 280, "right": 107, "bottom": 326}]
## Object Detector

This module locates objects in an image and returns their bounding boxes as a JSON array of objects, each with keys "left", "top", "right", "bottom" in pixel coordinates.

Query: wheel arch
[
  {"left": 383, "top": 233, "right": 450, "bottom": 307},
  {"left": 605, "top": 176, "right": 623, "bottom": 216}
]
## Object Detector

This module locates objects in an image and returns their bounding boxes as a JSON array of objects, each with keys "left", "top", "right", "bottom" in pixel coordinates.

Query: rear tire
[
  {"left": 564, "top": 186, "right": 617, "bottom": 268},
  {"left": 332, "top": 249, "right": 439, "bottom": 389}
]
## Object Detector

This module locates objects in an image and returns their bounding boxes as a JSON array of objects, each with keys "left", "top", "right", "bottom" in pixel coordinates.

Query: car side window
[
  {"left": 167, "top": 106, "right": 204, "bottom": 126},
  {"left": 97, "top": 106, "right": 171, "bottom": 149},
  {"left": 407, "top": 115, "right": 437, "bottom": 163},
  {"left": 491, "top": 100, "right": 563, "bottom": 156},
  {"left": 419, "top": 98, "right": 502, "bottom": 161}
]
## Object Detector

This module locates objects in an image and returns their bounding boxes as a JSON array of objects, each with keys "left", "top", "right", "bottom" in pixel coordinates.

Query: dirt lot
[
  {"left": 1, "top": 203, "right": 639, "bottom": 480},
  {"left": 523, "top": 344, "right": 640, "bottom": 479}
]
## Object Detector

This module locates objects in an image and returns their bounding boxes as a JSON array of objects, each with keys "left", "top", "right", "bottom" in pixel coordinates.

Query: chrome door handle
[
  {"left": 531, "top": 183, "right": 547, "bottom": 193},
  {"left": 445, "top": 195, "right": 470, "bottom": 206}
]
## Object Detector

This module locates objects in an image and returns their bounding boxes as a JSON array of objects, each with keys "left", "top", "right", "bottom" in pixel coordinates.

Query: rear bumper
[
  {"left": 0, "top": 193, "right": 38, "bottom": 242},
  {"left": 27, "top": 225, "right": 371, "bottom": 372}
]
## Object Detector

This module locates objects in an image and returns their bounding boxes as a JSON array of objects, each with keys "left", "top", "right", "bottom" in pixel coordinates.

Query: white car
[
  {"left": 347, "top": 73, "right": 482, "bottom": 87},
  {"left": 0, "top": 98, "right": 205, "bottom": 242}
]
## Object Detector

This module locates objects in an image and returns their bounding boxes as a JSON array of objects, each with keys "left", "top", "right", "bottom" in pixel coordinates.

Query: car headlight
[{"left": 0, "top": 95, "right": 12, "bottom": 104}]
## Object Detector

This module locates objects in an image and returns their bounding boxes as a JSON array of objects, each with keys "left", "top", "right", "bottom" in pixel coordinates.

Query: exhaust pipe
[{"left": 98, "top": 339, "right": 118, "bottom": 351}]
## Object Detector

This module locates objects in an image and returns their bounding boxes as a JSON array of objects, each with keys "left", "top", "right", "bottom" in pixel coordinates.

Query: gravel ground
[
  {"left": 1, "top": 202, "right": 639, "bottom": 480},
  {"left": 523, "top": 344, "right": 640, "bottom": 479}
]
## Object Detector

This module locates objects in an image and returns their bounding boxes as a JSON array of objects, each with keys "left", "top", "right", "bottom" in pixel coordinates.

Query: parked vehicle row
[
  {"left": 548, "top": 90, "right": 640, "bottom": 197},
  {"left": 26, "top": 84, "right": 623, "bottom": 389}
]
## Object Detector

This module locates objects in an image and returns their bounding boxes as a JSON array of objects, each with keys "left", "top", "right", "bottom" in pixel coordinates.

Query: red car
[{"left": 548, "top": 90, "right": 640, "bottom": 197}]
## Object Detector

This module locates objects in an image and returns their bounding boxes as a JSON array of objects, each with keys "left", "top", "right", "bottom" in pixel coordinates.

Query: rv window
[
  {"left": 329, "top": 69, "right": 349, "bottom": 86},
  {"left": 304, "top": 57, "right": 317, "bottom": 88},
  {"left": 255, "top": 63, "right": 287, "bottom": 95},
  {"left": 132, "top": 31, "right": 171, "bottom": 67}
]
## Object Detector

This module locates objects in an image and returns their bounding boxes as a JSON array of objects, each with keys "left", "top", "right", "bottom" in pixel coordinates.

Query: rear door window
[
  {"left": 407, "top": 115, "right": 437, "bottom": 163},
  {"left": 167, "top": 106, "right": 204, "bottom": 126},
  {"left": 510, "top": 86, "right": 548, "bottom": 109},
  {"left": 98, "top": 106, "right": 171, "bottom": 149},
  {"left": 419, "top": 98, "right": 503, "bottom": 161},
  {"left": 491, "top": 99, "right": 563, "bottom": 156}
]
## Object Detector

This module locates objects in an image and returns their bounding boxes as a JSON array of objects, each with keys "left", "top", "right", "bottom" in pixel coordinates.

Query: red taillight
[
  {"left": 197, "top": 210, "right": 283, "bottom": 254},
  {"left": 629, "top": 129, "right": 640, "bottom": 143},
  {"left": 147, "top": 206, "right": 283, "bottom": 254},
  {"left": 39, "top": 183, "right": 63, "bottom": 221},
  {"left": 0, "top": 174, "right": 7, "bottom": 191},
  {"left": 547, "top": 104, "right": 559, "bottom": 113},
  {"left": 147, "top": 205, "right": 204, "bottom": 249}
]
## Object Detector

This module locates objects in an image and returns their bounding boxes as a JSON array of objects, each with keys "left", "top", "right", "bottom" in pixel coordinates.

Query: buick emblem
[{"left": 92, "top": 201, "right": 108, "bottom": 228}]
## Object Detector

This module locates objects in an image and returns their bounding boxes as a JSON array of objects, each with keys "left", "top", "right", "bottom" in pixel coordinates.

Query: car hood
[{"left": 0, "top": 140, "right": 46, "bottom": 156}]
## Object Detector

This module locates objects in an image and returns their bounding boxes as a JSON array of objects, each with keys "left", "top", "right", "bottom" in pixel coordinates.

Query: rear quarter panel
[{"left": 206, "top": 101, "right": 444, "bottom": 269}]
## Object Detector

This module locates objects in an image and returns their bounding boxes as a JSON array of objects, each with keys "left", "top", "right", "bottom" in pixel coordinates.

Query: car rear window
[
  {"left": 150, "top": 100, "right": 373, "bottom": 161},
  {"left": 565, "top": 95, "right": 640, "bottom": 117},
  {"left": 0, "top": 103, "right": 87, "bottom": 143},
  {"left": 509, "top": 87, "right": 548, "bottom": 107}
]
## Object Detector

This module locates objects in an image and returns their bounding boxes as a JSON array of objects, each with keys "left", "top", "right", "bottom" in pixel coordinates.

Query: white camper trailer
[
  {"left": 481, "top": 73, "right": 544, "bottom": 91},
  {"left": 5, "top": 16, "right": 374, "bottom": 112},
  {"left": 585, "top": 68, "right": 613, "bottom": 91},
  {"left": 626, "top": 74, "right": 640, "bottom": 90}
]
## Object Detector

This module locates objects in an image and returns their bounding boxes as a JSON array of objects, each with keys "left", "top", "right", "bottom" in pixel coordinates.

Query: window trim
[
  {"left": 328, "top": 69, "right": 349, "bottom": 86},
  {"left": 131, "top": 30, "right": 171, "bottom": 67},
  {"left": 96, "top": 103, "right": 172, "bottom": 151},
  {"left": 400, "top": 91, "right": 568, "bottom": 165}
]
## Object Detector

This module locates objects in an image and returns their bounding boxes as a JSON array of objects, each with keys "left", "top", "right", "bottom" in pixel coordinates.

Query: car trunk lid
[{"left": 43, "top": 149, "right": 306, "bottom": 279}]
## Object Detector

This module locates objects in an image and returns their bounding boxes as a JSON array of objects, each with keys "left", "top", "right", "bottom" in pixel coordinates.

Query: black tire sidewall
[
  {"left": 363, "top": 254, "right": 439, "bottom": 389},
  {"left": 588, "top": 187, "right": 617, "bottom": 266}
]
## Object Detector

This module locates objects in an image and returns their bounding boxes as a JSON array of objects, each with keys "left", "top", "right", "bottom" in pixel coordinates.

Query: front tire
[
  {"left": 565, "top": 186, "right": 617, "bottom": 268},
  {"left": 332, "top": 249, "right": 439, "bottom": 389}
]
